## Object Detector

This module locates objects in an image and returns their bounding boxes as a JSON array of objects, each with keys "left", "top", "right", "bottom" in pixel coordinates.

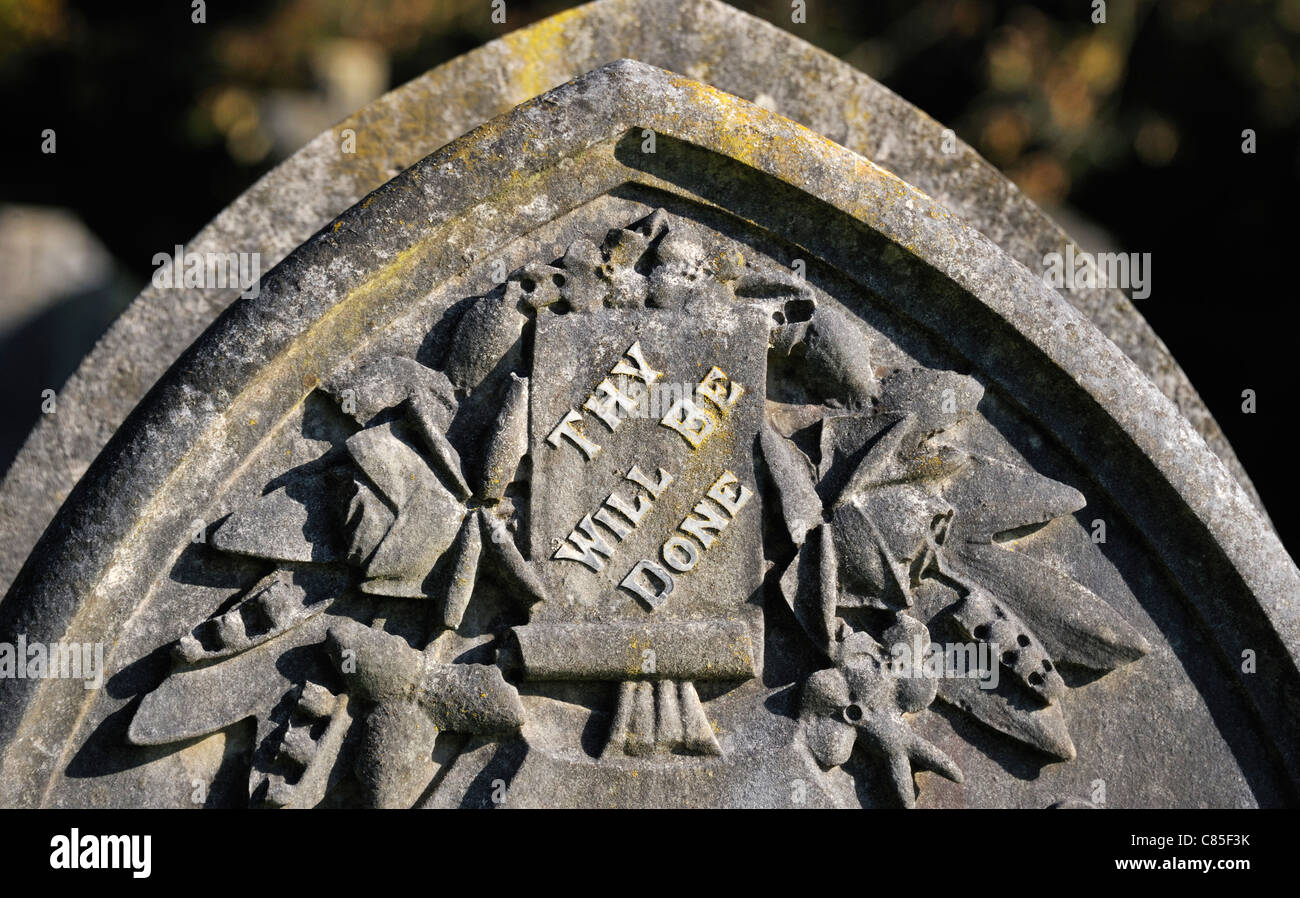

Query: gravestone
[{"left": 0, "top": 13, "right": 1297, "bottom": 809}]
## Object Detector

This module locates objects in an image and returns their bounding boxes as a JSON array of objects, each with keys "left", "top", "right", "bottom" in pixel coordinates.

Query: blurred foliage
[
  {"left": 4, "top": 0, "right": 1297, "bottom": 237},
  {"left": 0, "top": 0, "right": 69, "bottom": 56},
  {"left": 3, "top": 0, "right": 1298, "bottom": 243},
  {"left": 746, "top": 0, "right": 1300, "bottom": 207}
]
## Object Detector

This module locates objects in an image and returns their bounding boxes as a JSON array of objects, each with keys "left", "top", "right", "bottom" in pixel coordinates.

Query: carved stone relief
[
  {"left": 2, "top": 59, "right": 1293, "bottom": 810},
  {"left": 120, "top": 209, "right": 1149, "bottom": 808}
]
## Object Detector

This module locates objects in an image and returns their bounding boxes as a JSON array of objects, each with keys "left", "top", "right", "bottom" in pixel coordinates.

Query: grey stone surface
[
  {"left": 0, "top": 57, "right": 1296, "bottom": 808},
  {"left": 0, "top": 0, "right": 1270, "bottom": 607}
]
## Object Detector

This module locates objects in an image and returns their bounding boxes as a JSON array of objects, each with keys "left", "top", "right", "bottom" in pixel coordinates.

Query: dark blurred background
[{"left": 1, "top": 0, "right": 1296, "bottom": 554}]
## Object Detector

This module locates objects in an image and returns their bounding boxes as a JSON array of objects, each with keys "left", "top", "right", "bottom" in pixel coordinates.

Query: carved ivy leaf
[
  {"left": 778, "top": 523, "right": 838, "bottom": 654},
  {"left": 758, "top": 422, "right": 821, "bottom": 547},
  {"left": 953, "top": 542, "right": 1150, "bottom": 672},
  {"left": 344, "top": 422, "right": 467, "bottom": 598},
  {"left": 937, "top": 675, "right": 1077, "bottom": 761},
  {"left": 209, "top": 473, "right": 347, "bottom": 564},
  {"left": 940, "top": 453, "right": 1087, "bottom": 545}
]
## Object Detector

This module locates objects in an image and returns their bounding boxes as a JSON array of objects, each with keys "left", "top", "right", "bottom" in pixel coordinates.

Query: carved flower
[{"left": 799, "top": 624, "right": 961, "bottom": 808}]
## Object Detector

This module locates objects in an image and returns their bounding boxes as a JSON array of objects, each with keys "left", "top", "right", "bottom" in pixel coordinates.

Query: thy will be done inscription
[{"left": 531, "top": 308, "right": 766, "bottom": 621}]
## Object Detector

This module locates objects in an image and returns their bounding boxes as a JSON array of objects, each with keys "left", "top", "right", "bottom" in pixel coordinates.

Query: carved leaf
[
  {"left": 955, "top": 542, "right": 1150, "bottom": 672},
  {"left": 758, "top": 424, "right": 822, "bottom": 546},
  {"left": 938, "top": 675, "right": 1076, "bottom": 761},
  {"left": 439, "top": 514, "right": 483, "bottom": 630},
  {"left": 211, "top": 476, "right": 346, "bottom": 563},
  {"left": 444, "top": 286, "right": 528, "bottom": 394},
  {"left": 876, "top": 368, "right": 984, "bottom": 430},
  {"left": 476, "top": 373, "right": 529, "bottom": 501},
  {"left": 346, "top": 422, "right": 465, "bottom": 597},
  {"left": 334, "top": 356, "right": 457, "bottom": 432},
  {"left": 779, "top": 524, "right": 839, "bottom": 654},
  {"left": 476, "top": 509, "right": 547, "bottom": 608},
  {"left": 942, "top": 453, "right": 1086, "bottom": 543}
]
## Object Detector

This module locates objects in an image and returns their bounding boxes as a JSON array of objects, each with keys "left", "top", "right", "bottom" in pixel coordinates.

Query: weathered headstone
[{"left": 0, "top": 9, "right": 1296, "bottom": 809}]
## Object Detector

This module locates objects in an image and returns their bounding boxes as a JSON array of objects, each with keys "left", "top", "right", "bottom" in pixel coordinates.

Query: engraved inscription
[
  {"left": 553, "top": 465, "right": 674, "bottom": 571},
  {"left": 658, "top": 365, "right": 744, "bottom": 449},
  {"left": 619, "top": 471, "right": 754, "bottom": 609},
  {"left": 547, "top": 341, "right": 663, "bottom": 458}
]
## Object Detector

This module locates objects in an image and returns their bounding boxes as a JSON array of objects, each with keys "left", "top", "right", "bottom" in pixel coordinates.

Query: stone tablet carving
[
  {"left": 117, "top": 208, "right": 1148, "bottom": 808},
  {"left": 1, "top": 58, "right": 1296, "bottom": 808}
]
